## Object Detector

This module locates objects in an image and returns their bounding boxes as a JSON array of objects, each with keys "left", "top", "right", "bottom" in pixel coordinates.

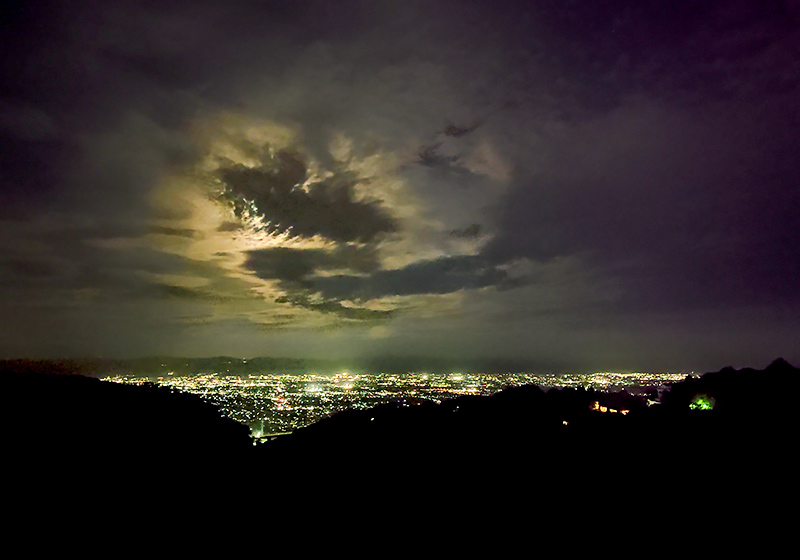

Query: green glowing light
[{"left": 690, "top": 394, "right": 715, "bottom": 411}]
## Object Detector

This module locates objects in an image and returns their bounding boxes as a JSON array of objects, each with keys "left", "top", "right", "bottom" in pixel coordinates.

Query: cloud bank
[{"left": 1, "top": 0, "right": 799, "bottom": 370}]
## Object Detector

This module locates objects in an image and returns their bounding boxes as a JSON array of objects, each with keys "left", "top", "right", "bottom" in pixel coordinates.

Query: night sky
[{"left": 1, "top": 1, "right": 798, "bottom": 372}]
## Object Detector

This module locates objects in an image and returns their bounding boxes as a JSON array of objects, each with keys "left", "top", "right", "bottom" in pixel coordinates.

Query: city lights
[{"left": 104, "top": 370, "right": 688, "bottom": 441}]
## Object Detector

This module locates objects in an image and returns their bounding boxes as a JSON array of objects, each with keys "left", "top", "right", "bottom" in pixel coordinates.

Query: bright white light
[{"left": 305, "top": 383, "right": 323, "bottom": 393}]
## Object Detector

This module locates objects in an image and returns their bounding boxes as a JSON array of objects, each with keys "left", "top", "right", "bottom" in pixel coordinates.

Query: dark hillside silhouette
[
  {"left": 660, "top": 357, "right": 797, "bottom": 417},
  {"left": 2, "top": 360, "right": 252, "bottom": 476},
  {"left": 3, "top": 357, "right": 796, "bottom": 516},
  {"left": 260, "top": 359, "right": 799, "bottom": 487}
]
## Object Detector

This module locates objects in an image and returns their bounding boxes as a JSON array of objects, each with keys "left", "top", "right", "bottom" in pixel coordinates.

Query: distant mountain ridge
[
  {"left": 0, "top": 356, "right": 331, "bottom": 377},
  {"left": 0, "top": 354, "right": 661, "bottom": 376}
]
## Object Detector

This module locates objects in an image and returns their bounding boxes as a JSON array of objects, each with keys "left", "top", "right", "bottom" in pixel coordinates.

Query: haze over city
[{"left": 2, "top": 1, "right": 799, "bottom": 373}]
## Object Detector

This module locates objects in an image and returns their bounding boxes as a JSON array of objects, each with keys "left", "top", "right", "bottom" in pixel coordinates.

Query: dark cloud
[
  {"left": 217, "top": 151, "right": 396, "bottom": 243},
  {"left": 246, "top": 245, "right": 380, "bottom": 284},
  {"left": 244, "top": 245, "right": 389, "bottom": 320},
  {"left": 417, "top": 143, "right": 459, "bottom": 168},
  {"left": 442, "top": 123, "right": 479, "bottom": 138},
  {"left": 245, "top": 247, "right": 516, "bottom": 318},
  {"left": 274, "top": 294, "right": 394, "bottom": 321},
  {"left": 246, "top": 247, "right": 323, "bottom": 285},
  {"left": 216, "top": 221, "right": 242, "bottom": 232},
  {"left": 0, "top": 217, "right": 210, "bottom": 311},
  {"left": 514, "top": 1, "right": 800, "bottom": 107},
  {"left": 0, "top": 257, "right": 66, "bottom": 286},
  {"left": 147, "top": 226, "right": 197, "bottom": 238},
  {"left": 484, "top": 98, "right": 800, "bottom": 312},
  {"left": 312, "top": 255, "right": 510, "bottom": 301},
  {"left": 449, "top": 224, "right": 482, "bottom": 239},
  {"left": 0, "top": 134, "right": 76, "bottom": 214},
  {"left": 152, "top": 284, "right": 233, "bottom": 303}
]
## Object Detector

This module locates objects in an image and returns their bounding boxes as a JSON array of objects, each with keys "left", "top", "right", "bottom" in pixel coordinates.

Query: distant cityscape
[{"left": 104, "top": 369, "right": 690, "bottom": 440}]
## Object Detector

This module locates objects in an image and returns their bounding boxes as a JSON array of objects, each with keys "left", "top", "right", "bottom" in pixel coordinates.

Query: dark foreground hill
[
  {"left": 254, "top": 357, "right": 799, "bottom": 518},
  {"left": 2, "top": 360, "right": 252, "bottom": 473},
  {"left": 3, "top": 357, "right": 797, "bottom": 525},
  {"left": 5, "top": 358, "right": 797, "bottom": 472}
]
